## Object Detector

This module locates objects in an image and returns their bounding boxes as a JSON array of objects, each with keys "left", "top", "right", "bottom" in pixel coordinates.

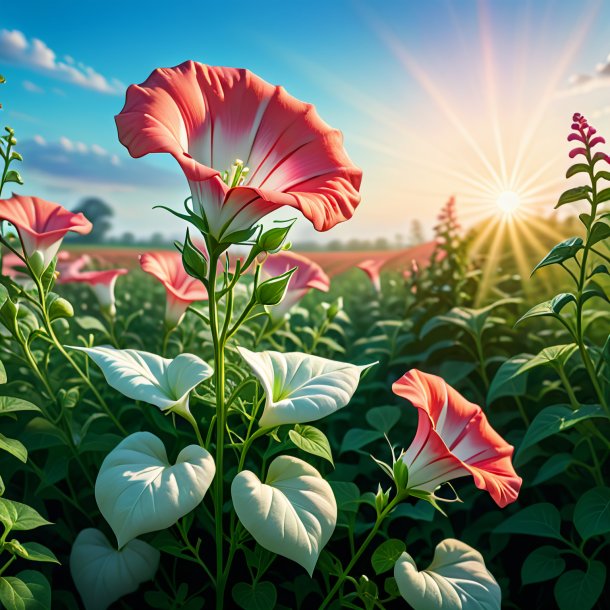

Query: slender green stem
[
  {"left": 0, "top": 555, "right": 15, "bottom": 577},
  {"left": 319, "top": 495, "right": 403, "bottom": 610},
  {"left": 208, "top": 249, "right": 228, "bottom": 610},
  {"left": 557, "top": 366, "right": 580, "bottom": 410}
]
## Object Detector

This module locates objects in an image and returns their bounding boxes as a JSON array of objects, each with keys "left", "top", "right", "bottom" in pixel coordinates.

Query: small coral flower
[
  {"left": 116, "top": 61, "right": 362, "bottom": 242},
  {"left": 140, "top": 251, "right": 208, "bottom": 327},
  {"left": 0, "top": 194, "right": 92, "bottom": 268},
  {"left": 57, "top": 256, "right": 128, "bottom": 318},
  {"left": 261, "top": 250, "right": 330, "bottom": 318},
  {"left": 357, "top": 258, "right": 387, "bottom": 292},
  {"left": 392, "top": 369, "right": 521, "bottom": 507}
]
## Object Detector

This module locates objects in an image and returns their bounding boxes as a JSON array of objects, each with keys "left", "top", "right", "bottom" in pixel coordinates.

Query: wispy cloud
[
  {"left": 561, "top": 53, "right": 610, "bottom": 95},
  {"left": 22, "top": 79, "right": 44, "bottom": 94},
  {"left": 0, "top": 29, "right": 124, "bottom": 95},
  {"left": 19, "top": 136, "right": 184, "bottom": 192}
]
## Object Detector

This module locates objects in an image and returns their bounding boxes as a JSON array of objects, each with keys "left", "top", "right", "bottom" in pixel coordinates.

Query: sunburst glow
[{"left": 496, "top": 190, "right": 521, "bottom": 215}]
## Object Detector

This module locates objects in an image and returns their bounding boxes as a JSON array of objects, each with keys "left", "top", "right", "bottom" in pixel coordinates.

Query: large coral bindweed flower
[
  {"left": 57, "top": 256, "right": 128, "bottom": 318},
  {"left": 140, "top": 251, "right": 208, "bottom": 327},
  {"left": 393, "top": 369, "right": 521, "bottom": 508},
  {"left": 0, "top": 194, "right": 92, "bottom": 268},
  {"left": 115, "top": 61, "right": 362, "bottom": 242},
  {"left": 261, "top": 250, "right": 330, "bottom": 318}
]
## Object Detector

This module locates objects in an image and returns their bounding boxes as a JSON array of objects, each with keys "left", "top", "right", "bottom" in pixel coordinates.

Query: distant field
[{"left": 63, "top": 242, "right": 436, "bottom": 277}]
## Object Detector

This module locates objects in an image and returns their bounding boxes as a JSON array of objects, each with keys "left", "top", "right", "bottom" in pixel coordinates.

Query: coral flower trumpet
[
  {"left": 140, "top": 251, "right": 208, "bottom": 327},
  {"left": 116, "top": 61, "right": 362, "bottom": 243},
  {"left": 393, "top": 369, "right": 521, "bottom": 507},
  {"left": 0, "top": 194, "right": 92, "bottom": 269}
]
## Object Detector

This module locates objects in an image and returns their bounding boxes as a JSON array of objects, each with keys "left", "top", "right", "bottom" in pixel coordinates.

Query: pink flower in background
[
  {"left": 357, "top": 258, "right": 387, "bottom": 292},
  {"left": 0, "top": 195, "right": 92, "bottom": 268},
  {"left": 140, "top": 251, "right": 208, "bottom": 327},
  {"left": 116, "top": 61, "right": 362, "bottom": 242},
  {"left": 392, "top": 369, "right": 521, "bottom": 508},
  {"left": 2, "top": 251, "right": 25, "bottom": 279},
  {"left": 261, "top": 250, "right": 330, "bottom": 318},
  {"left": 568, "top": 113, "right": 610, "bottom": 163},
  {"left": 57, "top": 256, "right": 128, "bottom": 318}
]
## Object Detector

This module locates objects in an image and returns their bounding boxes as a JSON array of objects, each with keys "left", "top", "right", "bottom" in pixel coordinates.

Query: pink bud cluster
[{"left": 569, "top": 113, "right": 610, "bottom": 164}]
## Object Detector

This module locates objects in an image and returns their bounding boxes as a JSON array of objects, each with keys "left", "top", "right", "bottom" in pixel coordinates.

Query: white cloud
[
  {"left": 0, "top": 29, "right": 124, "bottom": 95},
  {"left": 563, "top": 53, "right": 610, "bottom": 95},
  {"left": 19, "top": 136, "right": 184, "bottom": 192},
  {"left": 22, "top": 79, "right": 44, "bottom": 93}
]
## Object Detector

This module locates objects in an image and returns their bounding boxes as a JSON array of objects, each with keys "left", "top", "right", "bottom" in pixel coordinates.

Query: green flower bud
[
  {"left": 180, "top": 229, "right": 208, "bottom": 280},
  {"left": 49, "top": 297, "right": 74, "bottom": 320},
  {"left": 28, "top": 251, "right": 46, "bottom": 277},
  {"left": 393, "top": 459, "right": 409, "bottom": 491},
  {"left": 255, "top": 268, "right": 295, "bottom": 305}
]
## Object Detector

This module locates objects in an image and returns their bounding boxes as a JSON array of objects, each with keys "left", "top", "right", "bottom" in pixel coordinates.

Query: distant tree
[
  {"left": 121, "top": 231, "right": 135, "bottom": 245},
  {"left": 70, "top": 198, "right": 114, "bottom": 243},
  {"left": 150, "top": 232, "right": 165, "bottom": 247},
  {"left": 373, "top": 237, "right": 389, "bottom": 250},
  {"left": 409, "top": 219, "right": 426, "bottom": 246}
]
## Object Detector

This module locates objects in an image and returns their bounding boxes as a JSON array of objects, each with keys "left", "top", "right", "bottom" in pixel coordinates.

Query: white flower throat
[{"left": 222, "top": 158, "right": 250, "bottom": 187}]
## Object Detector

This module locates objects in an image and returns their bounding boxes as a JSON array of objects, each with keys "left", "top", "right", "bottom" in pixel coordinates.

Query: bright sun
[{"left": 496, "top": 190, "right": 521, "bottom": 215}]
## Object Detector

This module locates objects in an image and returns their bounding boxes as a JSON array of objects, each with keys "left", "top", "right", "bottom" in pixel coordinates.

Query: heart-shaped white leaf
[
  {"left": 237, "top": 347, "right": 370, "bottom": 427},
  {"left": 231, "top": 455, "right": 336, "bottom": 575},
  {"left": 96, "top": 432, "right": 215, "bottom": 548},
  {"left": 394, "top": 538, "right": 501, "bottom": 610},
  {"left": 71, "top": 345, "right": 212, "bottom": 411},
  {"left": 70, "top": 528, "right": 160, "bottom": 610}
]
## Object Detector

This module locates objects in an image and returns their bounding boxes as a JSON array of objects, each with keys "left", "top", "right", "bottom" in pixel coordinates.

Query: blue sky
[{"left": 2, "top": 0, "right": 610, "bottom": 244}]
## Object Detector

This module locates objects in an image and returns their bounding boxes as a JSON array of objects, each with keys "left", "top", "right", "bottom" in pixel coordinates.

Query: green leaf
[
  {"left": 573, "top": 487, "right": 610, "bottom": 541},
  {"left": 0, "top": 361, "right": 6, "bottom": 384},
  {"left": 554, "top": 561, "right": 606, "bottom": 610},
  {"left": 328, "top": 481, "right": 361, "bottom": 514},
  {"left": 0, "top": 499, "right": 52, "bottom": 533},
  {"left": 371, "top": 539, "right": 406, "bottom": 575},
  {"left": 532, "top": 237, "right": 583, "bottom": 274},
  {"left": 0, "top": 570, "right": 51, "bottom": 610},
  {"left": 340, "top": 428, "right": 383, "bottom": 454},
  {"left": 516, "top": 344, "right": 578, "bottom": 375},
  {"left": 0, "top": 397, "right": 40, "bottom": 416},
  {"left": 232, "top": 582, "right": 277, "bottom": 610},
  {"left": 556, "top": 186, "right": 591, "bottom": 208},
  {"left": 74, "top": 315, "right": 107, "bottom": 333},
  {"left": 494, "top": 503, "right": 563, "bottom": 540},
  {"left": 565, "top": 164, "right": 589, "bottom": 178},
  {"left": 4, "top": 170, "right": 24, "bottom": 186},
  {"left": 288, "top": 425, "right": 334, "bottom": 465},
  {"left": 365, "top": 406, "right": 401, "bottom": 433},
  {"left": 596, "top": 187, "right": 610, "bottom": 203},
  {"left": 521, "top": 546, "right": 566, "bottom": 585},
  {"left": 516, "top": 404, "right": 607, "bottom": 461},
  {"left": 531, "top": 453, "right": 573, "bottom": 486},
  {"left": 588, "top": 219, "right": 610, "bottom": 246},
  {"left": 10, "top": 542, "right": 60, "bottom": 564},
  {"left": 0, "top": 433, "right": 27, "bottom": 462},
  {"left": 487, "top": 355, "right": 531, "bottom": 403},
  {"left": 516, "top": 293, "right": 576, "bottom": 325}
]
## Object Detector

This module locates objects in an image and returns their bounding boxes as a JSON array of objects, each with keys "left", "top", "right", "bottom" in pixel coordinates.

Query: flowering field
[{"left": 0, "top": 59, "right": 609, "bottom": 610}]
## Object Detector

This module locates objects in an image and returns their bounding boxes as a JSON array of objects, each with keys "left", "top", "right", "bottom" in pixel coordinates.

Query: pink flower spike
[
  {"left": 139, "top": 251, "right": 208, "bottom": 327},
  {"left": 357, "top": 258, "right": 387, "bottom": 293},
  {"left": 260, "top": 250, "right": 330, "bottom": 318},
  {"left": 567, "top": 133, "right": 585, "bottom": 143},
  {"left": 392, "top": 369, "right": 522, "bottom": 508},
  {"left": 59, "top": 264, "right": 128, "bottom": 317},
  {"left": 589, "top": 136, "right": 606, "bottom": 147},
  {"left": 116, "top": 61, "right": 362, "bottom": 241},
  {"left": 569, "top": 147, "right": 587, "bottom": 159},
  {"left": 0, "top": 195, "right": 92, "bottom": 268}
]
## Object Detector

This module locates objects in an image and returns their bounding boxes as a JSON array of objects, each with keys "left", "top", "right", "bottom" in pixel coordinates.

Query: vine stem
[
  {"left": 318, "top": 494, "right": 404, "bottom": 610},
  {"left": 31, "top": 271, "right": 127, "bottom": 434},
  {"left": 208, "top": 249, "right": 228, "bottom": 610}
]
